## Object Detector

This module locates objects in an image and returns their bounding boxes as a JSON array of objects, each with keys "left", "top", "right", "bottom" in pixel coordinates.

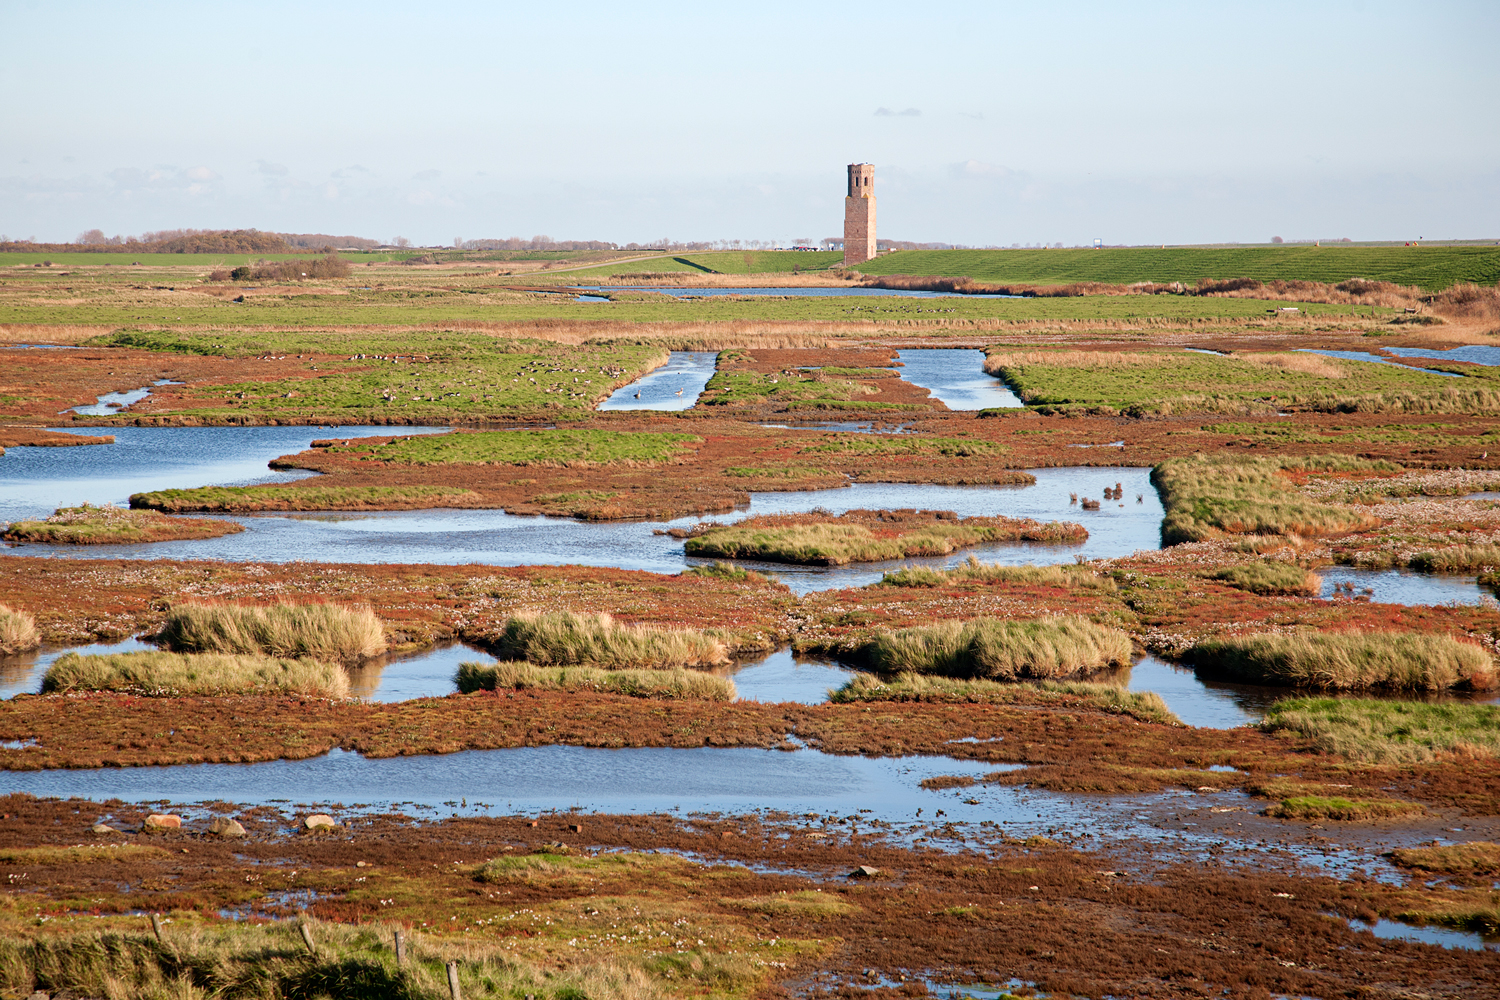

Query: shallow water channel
[
  {"left": 596, "top": 351, "right": 717, "bottom": 411},
  {"left": 894, "top": 349, "right": 1022, "bottom": 410}
]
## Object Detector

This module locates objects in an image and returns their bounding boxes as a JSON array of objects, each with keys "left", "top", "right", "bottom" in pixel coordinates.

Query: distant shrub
[
  {"left": 229, "top": 266, "right": 252, "bottom": 281},
  {"left": 0, "top": 605, "right": 40, "bottom": 655},
  {"left": 241, "top": 254, "right": 350, "bottom": 281},
  {"left": 206, "top": 269, "right": 231, "bottom": 282}
]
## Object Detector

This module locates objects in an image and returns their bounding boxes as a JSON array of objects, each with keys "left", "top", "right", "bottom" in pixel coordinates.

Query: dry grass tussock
[
  {"left": 859, "top": 615, "right": 1132, "bottom": 680},
  {"left": 42, "top": 650, "right": 349, "bottom": 697},
  {"left": 1389, "top": 841, "right": 1500, "bottom": 876},
  {"left": 490, "top": 611, "right": 729, "bottom": 669},
  {"left": 981, "top": 349, "right": 1168, "bottom": 375},
  {"left": 157, "top": 602, "right": 386, "bottom": 664},
  {"left": 456, "top": 660, "right": 735, "bottom": 700},
  {"left": 1408, "top": 544, "right": 1500, "bottom": 574},
  {"left": 0, "top": 324, "right": 114, "bottom": 345},
  {"left": 0, "top": 917, "right": 676, "bottom": 1000},
  {"left": 1428, "top": 282, "right": 1500, "bottom": 322},
  {"left": 1210, "top": 560, "right": 1322, "bottom": 596},
  {"left": 0, "top": 604, "right": 40, "bottom": 655},
  {"left": 1261, "top": 696, "right": 1500, "bottom": 764},
  {"left": 1191, "top": 631, "right": 1496, "bottom": 692},
  {"left": 1237, "top": 351, "right": 1348, "bottom": 379},
  {"left": 879, "top": 557, "right": 1117, "bottom": 591},
  {"left": 830, "top": 670, "right": 1177, "bottom": 724}
]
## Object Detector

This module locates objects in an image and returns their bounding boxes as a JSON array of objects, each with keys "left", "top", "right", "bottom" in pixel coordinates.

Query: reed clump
[
  {"left": 1260, "top": 696, "right": 1500, "bottom": 763},
  {"left": 489, "top": 611, "right": 729, "bottom": 668},
  {"left": 879, "top": 557, "right": 1116, "bottom": 591},
  {"left": 854, "top": 615, "right": 1132, "bottom": 681},
  {"left": 0, "top": 605, "right": 40, "bottom": 655},
  {"left": 829, "top": 670, "right": 1177, "bottom": 724},
  {"left": 1191, "top": 631, "right": 1496, "bottom": 692},
  {"left": 1408, "top": 544, "right": 1500, "bottom": 574},
  {"left": 157, "top": 602, "right": 386, "bottom": 664},
  {"left": 1152, "top": 454, "right": 1384, "bottom": 545},
  {"left": 1210, "top": 561, "right": 1322, "bottom": 596},
  {"left": 455, "top": 660, "right": 735, "bottom": 701},
  {"left": 41, "top": 650, "right": 349, "bottom": 697}
]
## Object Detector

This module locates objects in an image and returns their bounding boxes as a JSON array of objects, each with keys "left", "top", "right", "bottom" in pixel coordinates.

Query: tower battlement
[{"left": 843, "top": 163, "right": 876, "bottom": 267}]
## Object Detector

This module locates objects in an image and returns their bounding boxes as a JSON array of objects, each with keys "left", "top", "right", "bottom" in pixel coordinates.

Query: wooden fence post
[
  {"left": 299, "top": 921, "right": 318, "bottom": 956},
  {"left": 149, "top": 913, "right": 164, "bottom": 943},
  {"left": 394, "top": 928, "right": 406, "bottom": 967},
  {"left": 447, "top": 960, "right": 462, "bottom": 1000}
]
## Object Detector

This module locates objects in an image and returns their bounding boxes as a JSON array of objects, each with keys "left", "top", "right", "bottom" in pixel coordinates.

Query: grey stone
[
  {"left": 208, "top": 816, "right": 246, "bottom": 838},
  {"left": 848, "top": 865, "right": 880, "bottom": 878},
  {"left": 91, "top": 822, "right": 117, "bottom": 835},
  {"left": 303, "top": 813, "right": 338, "bottom": 831}
]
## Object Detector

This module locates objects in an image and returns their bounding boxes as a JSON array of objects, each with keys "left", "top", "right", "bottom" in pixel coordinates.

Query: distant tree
[
  {"left": 393, "top": 236, "right": 411, "bottom": 248},
  {"left": 1271, "top": 236, "right": 1284, "bottom": 244},
  {"left": 75, "top": 229, "right": 107, "bottom": 244},
  {"left": 453, "top": 237, "right": 463, "bottom": 248}
]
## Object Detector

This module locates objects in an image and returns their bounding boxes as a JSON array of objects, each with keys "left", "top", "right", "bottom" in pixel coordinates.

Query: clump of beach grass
[
  {"left": 488, "top": 611, "right": 729, "bottom": 668},
  {"left": 854, "top": 615, "right": 1132, "bottom": 681},
  {"left": 157, "top": 602, "right": 386, "bottom": 664},
  {"left": 455, "top": 660, "right": 735, "bottom": 701},
  {"left": 42, "top": 650, "right": 349, "bottom": 697},
  {"left": 1210, "top": 560, "right": 1322, "bottom": 596},
  {"left": 829, "top": 670, "right": 1177, "bottom": 724},
  {"left": 879, "top": 557, "right": 1116, "bottom": 591},
  {"left": 1408, "top": 544, "right": 1500, "bottom": 574},
  {"left": 1152, "top": 454, "right": 1385, "bottom": 545},
  {"left": 0, "top": 605, "right": 40, "bottom": 655},
  {"left": 1389, "top": 841, "right": 1500, "bottom": 878},
  {"left": 1191, "top": 631, "right": 1496, "bottom": 692},
  {"left": 1260, "top": 696, "right": 1500, "bottom": 763},
  {"left": 1263, "top": 794, "right": 1425, "bottom": 822}
]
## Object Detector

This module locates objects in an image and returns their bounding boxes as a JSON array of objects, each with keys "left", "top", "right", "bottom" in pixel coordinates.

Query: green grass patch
[
  {"left": 856, "top": 245, "right": 1500, "bottom": 291},
  {"left": 456, "top": 660, "right": 734, "bottom": 701},
  {"left": 1192, "top": 631, "right": 1496, "bottom": 692},
  {"left": 878, "top": 558, "right": 1116, "bottom": 591},
  {"left": 130, "top": 484, "right": 481, "bottom": 513},
  {"left": 829, "top": 671, "right": 1177, "bottom": 725},
  {"left": 42, "top": 650, "right": 350, "bottom": 698},
  {"left": 798, "top": 435, "right": 1003, "bottom": 457},
  {"left": 330, "top": 429, "right": 699, "bottom": 466},
  {"left": 2, "top": 504, "right": 243, "bottom": 544},
  {"left": 698, "top": 370, "right": 887, "bottom": 408},
  {"left": 1152, "top": 454, "right": 1386, "bottom": 544},
  {"left": 158, "top": 602, "right": 386, "bottom": 664},
  {"left": 851, "top": 615, "right": 1132, "bottom": 680},
  {"left": 685, "top": 515, "right": 1082, "bottom": 566},
  {"left": 1261, "top": 696, "right": 1500, "bottom": 762},
  {"left": 487, "top": 611, "right": 729, "bottom": 669},
  {"left": 0, "top": 845, "right": 169, "bottom": 864},
  {"left": 1210, "top": 560, "right": 1322, "bottom": 596},
  {"left": 1389, "top": 841, "right": 1500, "bottom": 877},
  {"left": 1263, "top": 794, "right": 1425, "bottom": 821},
  {"left": 727, "top": 890, "right": 855, "bottom": 918},
  {"left": 1204, "top": 420, "right": 1500, "bottom": 448},
  {"left": 475, "top": 850, "right": 698, "bottom": 886}
]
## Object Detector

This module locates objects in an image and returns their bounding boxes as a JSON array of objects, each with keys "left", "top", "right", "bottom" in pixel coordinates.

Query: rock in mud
[
  {"left": 208, "top": 816, "right": 246, "bottom": 838},
  {"left": 849, "top": 865, "right": 881, "bottom": 878},
  {"left": 303, "top": 813, "right": 338, "bottom": 831},
  {"left": 90, "top": 822, "right": 117, "bottom": 835},
  {"left": 142, "top": 814, "right": 181, "bottom": 832}
]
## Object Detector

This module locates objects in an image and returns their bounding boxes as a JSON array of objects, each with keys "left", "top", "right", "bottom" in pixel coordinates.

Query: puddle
[
  {"left": 1119, "top": 656, "right": 1275, "bottom": 729},
  {"left": 894, "top": 349, "right": 1023, "bottom": 410},
  {"left": 1296, "top": 349, "right": 1462, "bottom": 378},
  {"left": 0, "top": 425, "right": 449, "bottom": 524},
  {"left": 1320, "top": 566, "right": 1490, "bottom": 607},
  {"left": 1384, "top": 344, "right": 1500, "bottom": 367},
  {"left": 0, "top": 637, "right": 154, "bottom": 700},
  {"left": 349, "top": 642, "right": 488, "bottom": 702},
  {"left": 575, "top": 286, "right": 1017, "bottom": 299},
  {"left": 597, "top": 351, "right": 717, "bottom": 411},
  {"left": 220, "top": 888, "right": 330, "bottom": 921},
  {"left": 11, "top": 468, "right": 1166, "bottom": 595},
  {"left": 1348, "top": 917, "right": 1498, "bottom": 951},
  {"left": 722, "top": 648, "right": 856, "bottom": 704}
]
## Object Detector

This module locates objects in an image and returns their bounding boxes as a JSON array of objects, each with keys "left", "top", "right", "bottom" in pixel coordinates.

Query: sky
[{"left": 2, "top": 0, "right": 1496, "bottom": 247}]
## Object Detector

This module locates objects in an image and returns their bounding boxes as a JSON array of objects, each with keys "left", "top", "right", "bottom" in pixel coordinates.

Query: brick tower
[{"left": 843, "top": 163, "right": 876, "bottom": 267}]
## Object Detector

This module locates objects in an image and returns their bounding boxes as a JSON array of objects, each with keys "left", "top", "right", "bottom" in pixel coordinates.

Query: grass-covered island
[{"left": 2, "top": 505, "right": 243, "bottom": 544}]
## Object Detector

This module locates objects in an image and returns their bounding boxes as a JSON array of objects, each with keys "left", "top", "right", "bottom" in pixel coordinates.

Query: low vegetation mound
[
  {"left": 1389, "top": 841, "right": 1500, "bottom": 877},
  {"left": 158, "top": 602, "right": 386, "bottom": 664},
  {"left": 682, "top": 510, "right": 1085, "bottom": 566},
  {"left": 488, "top": 611, "right": 729, "bottom": 669},
  {"left": 830, "top": 671, "right": 1177, "bottom": 724},
  {"left": 799, "top": 436, "right": 1004, "bottom": 458},
  {"left": 1408, "top": 544, "right": 1500, "bottom": 574},
  {"left": 879, "top": 558, "right": 1116, "bottom": 591},
  {"left": 1263, "top": 794, "right": 1424, "bottom": 822},
  {"left": 2, "top": 504, "right": 244, "bottom": 544},
  {"left": 42, "top": 650, "right": 349, "bottom": 698},
  {"left": 1152, "top": 455, "right": 1384, "bottom": 545},
  {"left": 1191, "top": 631, "right": 1495, "bottom": 692},
  {"left": 853, "top": 615, "right": 1132, "bottom": 680},
  {"left": 0, "top": 605, "right": 40, "bottom": 655},
  {"left": 1210, "top": 560, "right": 1322, "bottom": 596},
  {"left": 131, "top": 484, "right": 481, "bottom": 513},
  {"left": 456, "top": 661, "right": 735, "bottom": 701},
  {"left": 324, "top": 429, "right": 700, "bottom": 466},
  {"left": 1261, "top": 696, "right": 1500, "bottom": 763}
]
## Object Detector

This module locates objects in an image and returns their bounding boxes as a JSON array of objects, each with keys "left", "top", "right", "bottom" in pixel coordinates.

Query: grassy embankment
[
  {"left": 131, "top": 485, "right": 482, "bottom": 513},
  {"left": 42, "top": 651, "right": 349, "bottom": 697},
  {"left": 983, "top": 349, "right": 1473, "bottom": 417},
  {"left": 1151, "top": 453, "right": 1386, "bottom": 545},
  {"left": 2, "top": 505, "right": 242, "bottom": 544},
  {"left": 846, "top": 615, "right": 1131, "bottom": 680},
  {"left": 830, "top": 672, "right": 1177, "bottom": 725},
  {"left": 486, "top": 611, "right": 730, "bottom": 668},
  {"left": 0, "top": 604, "right": 39, "bottom": 654},
  {"left": 456, "top": 661, "right": 736, "bottom": 701},
  {"left": 855, "top": 245, "right": 1500, "bottom": 291},
  {"left": 697, "top": 366, "right": 922, "bottom": 412},
  {"left": 683, "top": 510, "right": 1085, "bottom": 566},
  {"left": 158, "top": 602, "right": 386, "bottom": 664},
  {"left": 1191, "top": 632, "right": 1496, "bottom": 692},
  {"left": 1262, "top": 696, "right": 1500, "bottom": 762}
]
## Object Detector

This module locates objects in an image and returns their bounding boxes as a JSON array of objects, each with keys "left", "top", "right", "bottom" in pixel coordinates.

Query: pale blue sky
[{"left": 2, "top": 0, "right": 1495, "bottom": 246}]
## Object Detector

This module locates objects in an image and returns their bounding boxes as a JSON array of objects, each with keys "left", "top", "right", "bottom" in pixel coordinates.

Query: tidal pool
[
  {"left": 1297, "top": 349, "right": 1461, "bottom": 377},
  {"left": 1319, "top": 566, "right": 1491, "bottom": 607},
  {"left": 1384, "top": 344, "right": 1500, "bottom": 367},
  {"left": 893, "top": 349, "right": 1022, "bottom": 410},
  {"left": 597, "top": 351, "right": 718, "bottom": 411},
  {"left": 0, "top": 425, "right": 450, "bottom": 523}
]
